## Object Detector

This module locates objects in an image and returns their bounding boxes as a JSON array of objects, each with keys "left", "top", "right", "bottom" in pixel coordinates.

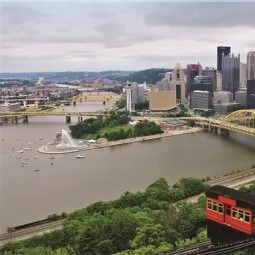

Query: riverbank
[{"left": 89, "top": 127, "right": 203, "bottom": 150}]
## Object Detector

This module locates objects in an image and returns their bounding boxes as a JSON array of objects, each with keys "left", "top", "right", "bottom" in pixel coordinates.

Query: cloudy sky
[{"left": 1, "top": 1, "right": 255, "bottom": 73}]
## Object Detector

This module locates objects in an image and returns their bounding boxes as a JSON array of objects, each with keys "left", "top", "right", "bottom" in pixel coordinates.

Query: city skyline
[{"left": 1, "top": 2, "right": 255, "bottom": 72}]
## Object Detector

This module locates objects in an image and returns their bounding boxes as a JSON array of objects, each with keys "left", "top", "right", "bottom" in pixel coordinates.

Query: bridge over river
[{"left": 1, "top": 109, "right": 255, "bottom": 136}]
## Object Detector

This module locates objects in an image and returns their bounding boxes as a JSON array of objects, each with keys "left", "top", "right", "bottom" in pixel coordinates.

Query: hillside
[{"left": 122, "top": 68, "right": 170, "bottom": 84}]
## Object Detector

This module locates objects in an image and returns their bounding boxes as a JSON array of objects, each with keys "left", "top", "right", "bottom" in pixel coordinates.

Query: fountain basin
[{"left": 37, "top": 129, "right": 89, "bottom": 154}]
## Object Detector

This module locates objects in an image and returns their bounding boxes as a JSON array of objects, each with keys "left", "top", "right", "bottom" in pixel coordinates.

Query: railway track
[{"left": 165, "top": 238, "right": 255, "bottom": 254}]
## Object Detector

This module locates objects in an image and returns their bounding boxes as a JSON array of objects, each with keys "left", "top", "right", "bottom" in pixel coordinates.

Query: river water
[{"left": 0, "top": 101, "right": 255, "bottom": 233}]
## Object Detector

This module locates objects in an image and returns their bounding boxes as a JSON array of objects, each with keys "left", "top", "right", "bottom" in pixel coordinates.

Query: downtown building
[
  {"left": 186, "top": 64, "right": 202, "bottom": 97},
  {"left": 239, "top": 62, "right": 248, "bottom": 89},
  {"left": 247, "top": 51, "right": 255, "bottom": 80},
  {"left": 222, "top": 53, "right": 240, "bottom": 96},
  {"left": 202, "top": 67, "right": 217, "bottom": 91},
  {"left": 217, "top": 46, "right": 231, "bottom": 72}
]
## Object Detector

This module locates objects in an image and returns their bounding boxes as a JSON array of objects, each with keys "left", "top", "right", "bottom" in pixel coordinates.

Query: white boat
[
  {"left": 24, "top": 147, "right": 32, "bottom": 150},
  {"left": 21, "top": 160, "right": 28, "bottom": 164},
  {"left": 16, "top": 155, "right": 22, "bottom": 159},
  {"left": 17, "top": 150, "right": 24, "bottom": 153},
  {"left": 39, "top": 137, "right": 43, "bottom": 140},
  {"left": 34, "top": 169, "right": 39, "bottom": 172},
  {"left": 75, "top": 154, "right": 85, "bottom": 158},
  {"left": 34, "top": 156, "right": 39, "bottom": 159}
]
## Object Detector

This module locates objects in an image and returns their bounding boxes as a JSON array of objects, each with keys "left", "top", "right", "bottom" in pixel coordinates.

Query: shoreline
[
  {"left": 37, "top": 127, "right": 203, "bottom": 154},
  {"left": 89, "top": 127, "right": 203, "bottom": 150}
]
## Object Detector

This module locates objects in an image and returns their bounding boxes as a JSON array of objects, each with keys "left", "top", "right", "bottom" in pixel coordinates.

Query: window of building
[
  {"left": 218, "top": 203, "right": 223, "bottom": 214},
  {"left": 232, "top": 208, "right": 238, "bottom": 218},
  {"left": 244, "top": 212, "right": 250, "bottom": 223},
  {"left": 238, "top": 210, "right": 244, "bottom": 221},
  {"left": 207, "top": 199, "right": 212, "bottom": 210},
  {"left": 176, "top": 72, "right": 180, "bottom": 79},
  {"left": 213, "top": 202, "right": 218, "bottom": 211}
]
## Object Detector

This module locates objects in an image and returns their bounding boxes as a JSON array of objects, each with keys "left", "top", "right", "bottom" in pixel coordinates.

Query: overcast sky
[{"left": 1, "top": 1, "right": 255, "bottom": 73}]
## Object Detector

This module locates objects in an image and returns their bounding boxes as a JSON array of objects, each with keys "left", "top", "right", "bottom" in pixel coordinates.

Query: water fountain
[
  {"left": 38, "top": 129, "right": 89, "bottom": 154},
  {"left": 56, "top": 129, "right": 78, "bottom": 149}
]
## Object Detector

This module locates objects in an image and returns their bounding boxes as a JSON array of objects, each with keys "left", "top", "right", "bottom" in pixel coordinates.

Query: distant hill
[{"left": 120, "top": 68, "right": 170, "bottom": 84}]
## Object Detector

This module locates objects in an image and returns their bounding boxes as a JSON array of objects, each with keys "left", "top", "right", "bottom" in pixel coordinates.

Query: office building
[
  {"left": 186, "top": 64, "right": 202, "bottom": 97},
  {"left": 190, "top": 91, "right": 213, "bottom": 110},
  {"left": 169, "top": 63, "right": 186, "bottom": 104},
  {"left": 202, "top": 68, "right": 217, "bottom": 91},
  {"left": 216, "top": 71, "right": 222, "bottom": 90},
  {"left": 240, "top": 62, "right": 248, "bottom": 89},
  {"left": 192, "top": 76, "right": 213, "bottom": 92},
  {"left": 217, "top": 46, "right": 231, "bottom": 72},
  {"left": 148, "top": 90, "right": 176, "bottom": 111},
  {"left": 214, "top": 103, "right": 241, "bottom": 114},
  {"left": 247, "top": 51, "right": 255, "bottom": 80},
  {"left": 213, "top": 91, "right": 233, "bottom": 105},
  {"left": 235, "top": 89, "right": 247, "bottom": 108},
  {"left": 222, "top": 53, "right": 240, "bottom": 95},
  {"left": 247, "top": 79, "right": 255, "bottom": 108},
  {"left": 125, "top": 83, "right": 138, "bottom": 112}
]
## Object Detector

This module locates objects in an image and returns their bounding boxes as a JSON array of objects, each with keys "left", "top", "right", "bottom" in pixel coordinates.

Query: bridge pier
[
  {"left": 66, "top": 116, "right": 71, "bottom": 124},
  {"left": 73, "top": 101, "right": 76, "bottom": 106},
  {"left": 11, "top": 116, "right": 18, "bottom": 124},
  {"left": 220, "top": 128, "right": 229, "bottom": 137},
  {"left": 23, "top": 115, "right": 28, "bottom": 124}
]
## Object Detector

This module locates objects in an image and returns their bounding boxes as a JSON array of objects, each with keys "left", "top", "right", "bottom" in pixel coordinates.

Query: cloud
[
  {"left": 0, "top": 2, "right": 255, "bottom": 72},
  {"left": 143, "top": 3, "right": 255, "bottom": 28}
]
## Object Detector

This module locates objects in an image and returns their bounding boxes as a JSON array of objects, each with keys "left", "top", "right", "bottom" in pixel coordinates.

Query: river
[{"left": 0, "top": 101, "right": 255, "bottom": 233}]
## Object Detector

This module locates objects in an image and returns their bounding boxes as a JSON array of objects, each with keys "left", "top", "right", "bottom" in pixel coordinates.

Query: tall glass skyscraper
[
  {"left": 247, "top": 51, "right": 255, "bottom": 80},
  {"left": 217, "top": 46, "right": 231, "bottom": 72}
]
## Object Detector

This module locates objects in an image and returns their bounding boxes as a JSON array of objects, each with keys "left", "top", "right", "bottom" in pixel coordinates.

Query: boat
[
  {"left": 75, "top": 154, "right": 85, "bottom": 158},
  {"left": 39, "top": 137, "right": 43, "bottom": 140},
  {"left": 17, "top": 150, "right": 24, "bottom": 153},
  {"left": 50, "top": 156, "right": 55, "bottom": 160},
  {"left": 24, "top": 147, "right": 32, "bottom": 150},
  {"left": 34, "top": 169, "right": 39, "bottom": 172},
  {"left": 16, "top": 155, "right": 22, "bottom": 159},
  {"left": 34, "top": 156, "right": 39, "bottom": 159},
  {"left": 21, "top": 161, "right": 28, "bottom": 164}
]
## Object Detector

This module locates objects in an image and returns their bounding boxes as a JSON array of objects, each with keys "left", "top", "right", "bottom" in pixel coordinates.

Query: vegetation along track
[{"left": 165, "top": 238, "right": 255, "bottom": 255}]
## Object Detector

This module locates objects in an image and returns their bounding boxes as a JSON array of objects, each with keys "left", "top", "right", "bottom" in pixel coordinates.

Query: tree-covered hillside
[{"left": 122, "top": 68, "right": 170, "bottom": 84}]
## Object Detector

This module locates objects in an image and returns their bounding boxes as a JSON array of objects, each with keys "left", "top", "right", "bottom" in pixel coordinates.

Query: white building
[
  {"left": 247, "top": 51, "right": 255, "bottom": 80},
  {"left": 216, "top": 71, "right": 222, "bottom": 90},
  {"left": 240, "top": 62, "right": 247, "bottom": 89}
]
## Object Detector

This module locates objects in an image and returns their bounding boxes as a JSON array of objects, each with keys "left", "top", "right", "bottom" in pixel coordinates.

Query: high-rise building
[
  {"left": 186, "top": 64, "right": 202, "bottom": 97},
  {"left": 247, "top": 79, "right": 255, "bottom": 108},
  {"left": 190, "top": 91, "right": 213, "bottom": 110},
  {"left": 202, "top": 68, "right": 217, "bottom": 91},
  {"left": 239, "top": 62, "right": 248, "bottom": 89},
  {"left": 247, "top": 51, "right": 255, "bottom": 80},
  {"left": 169, "top": 63, "right": 186, "bottom": 104},
  {"left": 217, "top": 46, "right": 231, "bottom": 72},
  {"left": 222, "top": 53, "right": 240, "bottom": 95},
  {"left": 192, "top": 76, "right": 213, "bottom": 92},
  {"left": 216, "top": 71, "right": 222, "bottom": 90}
]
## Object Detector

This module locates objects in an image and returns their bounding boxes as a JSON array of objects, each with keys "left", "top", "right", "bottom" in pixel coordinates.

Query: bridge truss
[{"left": 220, "top": 109, "right": 255, "bottom": 136}]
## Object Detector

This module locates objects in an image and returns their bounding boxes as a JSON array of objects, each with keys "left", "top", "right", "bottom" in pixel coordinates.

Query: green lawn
[{"left": 81, "top": 124, "right": 134, "bottom": 140}]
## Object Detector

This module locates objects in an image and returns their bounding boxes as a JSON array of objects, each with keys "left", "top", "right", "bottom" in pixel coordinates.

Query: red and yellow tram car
[{"left": 205, "top": 185, "right": 255, "bottom": 244}]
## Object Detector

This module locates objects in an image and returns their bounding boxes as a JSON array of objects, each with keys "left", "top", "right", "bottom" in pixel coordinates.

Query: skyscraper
[
  {"left": 217, "top": 46, "right": 231, "bottom": 72},
  {"left": 222, "top": 53, "right": 240, "bottom": 95},
  {"left": 247, "top": 51, "right": 255, "bottom": 80},
  {"left": 186, "top": 64, "right": 202, "bottom": 97},
  {"left": 239, "top": 62, "right": 247, "bottom": 89},
  {"left": 202, "top": 67, "right": 217, "bottom": 91}
]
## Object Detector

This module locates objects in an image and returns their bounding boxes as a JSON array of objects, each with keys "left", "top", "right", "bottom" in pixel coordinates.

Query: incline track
[{"left": 165, "top": 238, "right": 255, "bottom": 255}]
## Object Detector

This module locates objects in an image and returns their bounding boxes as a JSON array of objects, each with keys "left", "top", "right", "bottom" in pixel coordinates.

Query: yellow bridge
[{"left": 181, "top": 109, "right": 255, "bottom": 137}]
